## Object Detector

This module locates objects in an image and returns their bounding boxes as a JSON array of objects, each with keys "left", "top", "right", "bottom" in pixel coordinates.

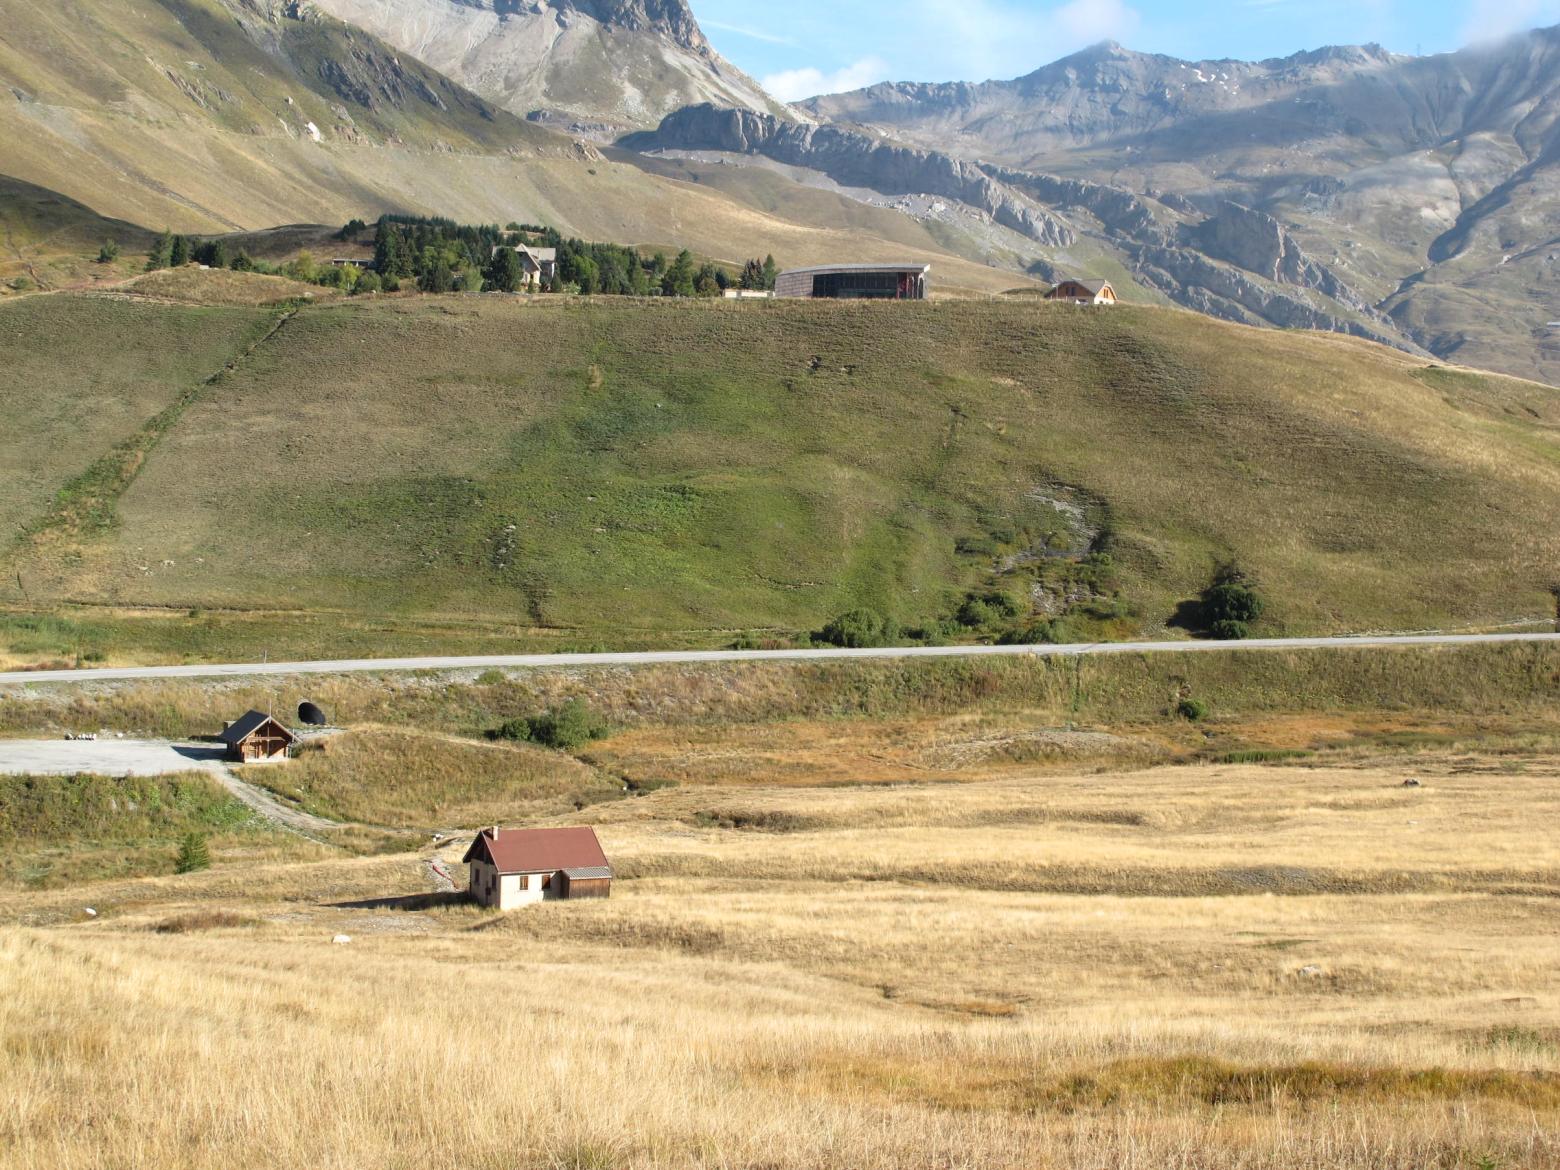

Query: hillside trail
[{"left": 214, "top": 765, "right": 340, "bottom": 843}]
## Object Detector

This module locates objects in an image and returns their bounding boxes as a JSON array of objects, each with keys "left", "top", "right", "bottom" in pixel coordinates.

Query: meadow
[
  {"left": 3, "top": 291, "right": 1559, "bottom": 668},
  {"left": 2, "top": 728, "right": 1558, "bottom": 1169}
]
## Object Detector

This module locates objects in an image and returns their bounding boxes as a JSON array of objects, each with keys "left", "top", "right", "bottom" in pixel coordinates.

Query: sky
[{"left": 690, "top": 0, "right": 1560, "bottom": 100}]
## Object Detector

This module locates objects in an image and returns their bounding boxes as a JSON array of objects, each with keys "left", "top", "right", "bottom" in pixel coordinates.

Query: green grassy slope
[
  {"left": 3, "top": 294, "right": 1558, "bottom": 662},
  {"left": 0, "top": 295, "right": 277, "bottom": 550}
]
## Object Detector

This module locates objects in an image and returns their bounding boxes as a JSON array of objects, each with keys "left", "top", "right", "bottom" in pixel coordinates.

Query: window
[{"left": 542, "top": 873, "right": 552, "bottom": 891}]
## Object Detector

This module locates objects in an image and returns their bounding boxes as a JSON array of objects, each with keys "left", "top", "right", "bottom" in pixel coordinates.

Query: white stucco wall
[{"left": 497, "top": 872, "right": 551, "bottom": 910}]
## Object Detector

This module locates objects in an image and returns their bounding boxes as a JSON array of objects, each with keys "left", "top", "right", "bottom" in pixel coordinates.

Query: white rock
[
  {"left": 1297, "top": 965, "right": 1324, "bottom": 978},
  {"left": 332, "top": 934, "right": 352, "bottom": 945},
  {"left": 84, "top": 908, "right": 98, "bottom": 918}
]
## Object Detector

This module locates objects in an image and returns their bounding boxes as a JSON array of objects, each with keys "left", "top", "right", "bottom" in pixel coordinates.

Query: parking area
[{"left": 0, "top": 739, "right": 228, "bottom": 776}]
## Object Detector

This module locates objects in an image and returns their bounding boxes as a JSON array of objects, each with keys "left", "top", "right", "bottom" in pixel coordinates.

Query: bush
[
  {"left": 490, "top": 700, "right": 608, "bottom": 751},
  {"left": 1177, "top": 697, "right": 1209, "bottom": 722},
  {"left": 97, "top": 240, "right": 120, "bottom": 263},
  {"left": 175, "top": 832, "right": 211, "bottom": 874},
  {"left": 816, "top": 608, "right": 898, "bottom": 649},
  {"left": 1203, "top": 565, "right": 1265, "bottom": 624},
  {"left": 956, "top": 589, "right": 1022, "bottom": 629},
  {"left": 1209, "top": 619, "right": 1250, "bottom": 641}
]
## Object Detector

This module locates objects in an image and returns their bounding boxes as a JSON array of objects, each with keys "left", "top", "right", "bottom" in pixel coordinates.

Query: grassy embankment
[
  {"left": 2, "top": 293, "right": 1558, "bottom": 667},
  {"left": 0, "top": 770, "right": 310, "bottom": 889}
]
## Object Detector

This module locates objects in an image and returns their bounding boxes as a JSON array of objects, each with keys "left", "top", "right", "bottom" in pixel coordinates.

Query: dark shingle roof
[{"left": 219, "top": 710, "right": 295, "bottom": 747}]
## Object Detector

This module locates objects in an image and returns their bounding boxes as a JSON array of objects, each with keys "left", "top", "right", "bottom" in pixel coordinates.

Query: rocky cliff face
[
  {"left": 309, "top": 0, "right": 785, "bottom": 133},
  {"left": 634, "top": 106, "right": 1075, "bottom": 247}
]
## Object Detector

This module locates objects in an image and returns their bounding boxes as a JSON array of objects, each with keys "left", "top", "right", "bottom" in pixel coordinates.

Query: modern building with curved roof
[{"left": 775, "top": 263, "right": 930, "bottom": 300}]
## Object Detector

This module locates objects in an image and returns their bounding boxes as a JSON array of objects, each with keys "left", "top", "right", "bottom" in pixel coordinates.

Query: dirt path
[{"left": 214, "top": 766, "right": 342, "bottom": 845}]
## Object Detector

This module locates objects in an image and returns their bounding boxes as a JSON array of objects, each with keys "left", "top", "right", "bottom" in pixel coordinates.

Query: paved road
[
  {"left": 1, "top": 631, "right": 1557, "bottom": 686},
  {"left": 0, "top": 738, "right": 229, "bottom": 776}
]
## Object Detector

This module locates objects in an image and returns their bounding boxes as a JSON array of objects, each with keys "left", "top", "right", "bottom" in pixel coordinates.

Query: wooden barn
[
  {"left": 463, "top": 826, "right": 612, "bottom": 909},
  {"left": 1046, "top": 279, "right": 1117, "bottom": 305},
  {"left": 219, "top": 710, "right": 296, "bottom": 763}
]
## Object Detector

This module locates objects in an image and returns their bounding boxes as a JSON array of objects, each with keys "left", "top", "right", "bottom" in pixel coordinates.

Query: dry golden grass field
[{"left": 3, "top": 656, "right": 1559, "bottom": 1169}]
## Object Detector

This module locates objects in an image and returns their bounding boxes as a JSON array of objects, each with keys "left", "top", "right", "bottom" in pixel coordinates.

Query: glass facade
[{"left": 810, "top": 270, "right": 925, "bottom": 299}]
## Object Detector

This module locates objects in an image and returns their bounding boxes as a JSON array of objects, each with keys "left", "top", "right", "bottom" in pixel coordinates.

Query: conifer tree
[
  {"left": 484, "top": 246, "right": 523, "bottom": 293},
  {"left": 169, "top": 235, "right": 192, "bottom": 267},
  {"left": 762, "top": 254, "right": 779, "bottom": 290},
  {"left": 175, "top": 833, "right": 211, "bottom": 874},
  {"left": 147, "top": 229, "right": 173, "bottom": 272}
]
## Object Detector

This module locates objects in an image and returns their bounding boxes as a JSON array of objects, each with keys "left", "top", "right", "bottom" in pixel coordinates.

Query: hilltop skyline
[{"left": 692, "top": 0, "right": 1560, "bottom": 99}]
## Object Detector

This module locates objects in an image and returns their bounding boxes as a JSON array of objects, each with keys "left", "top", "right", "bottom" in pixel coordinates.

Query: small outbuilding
[
  {"left": 219, "top": 710, "right": 296, "bottom": 763},
  {"left": 1046, "top": 278, "right": 1117, "bottom": 305},
  {"left": 463, "top": 826, "right": 612, "bottom": 909}
]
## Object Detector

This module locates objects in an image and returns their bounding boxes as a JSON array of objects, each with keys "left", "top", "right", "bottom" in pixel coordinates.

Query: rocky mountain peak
[{"left": 442, "top": 1, "right": 706, "bottom": 51}]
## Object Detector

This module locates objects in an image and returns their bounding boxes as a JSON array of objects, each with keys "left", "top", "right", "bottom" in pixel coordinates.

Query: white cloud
[
  {"left": 762, "top": 56, "right": 892, "bottom": 102},
  {"left": 1461, "top": 0, "right": 1560, "bottom": 44},
  {"left": 702, "top": 19, "right": 796, "bottom": 47}
]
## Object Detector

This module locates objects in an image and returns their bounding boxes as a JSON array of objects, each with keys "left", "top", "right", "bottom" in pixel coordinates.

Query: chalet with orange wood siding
[
  {"left": 1045, "top": 279, "right": 1118, "bottom": 305},
  {"left": 219, "top": 710, "right": 296, "bottom": 763}
]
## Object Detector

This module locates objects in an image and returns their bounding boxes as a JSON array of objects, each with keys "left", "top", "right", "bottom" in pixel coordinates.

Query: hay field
[{"left": 3, "top": 735, "right": 1559, "bottom": 1169}]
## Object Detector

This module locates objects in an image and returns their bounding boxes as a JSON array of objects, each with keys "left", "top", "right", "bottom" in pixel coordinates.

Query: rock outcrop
[
  {"left": 309, "top": 0, "right": 786, "bottom": 133},
  {"left": 634, "top": 105, "right": 1076, "bottom": 246}
]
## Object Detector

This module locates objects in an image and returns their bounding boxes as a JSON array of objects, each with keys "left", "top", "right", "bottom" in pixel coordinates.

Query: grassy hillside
[{"left": 3, "top": 293, "right": 1559, "bottom": 662}]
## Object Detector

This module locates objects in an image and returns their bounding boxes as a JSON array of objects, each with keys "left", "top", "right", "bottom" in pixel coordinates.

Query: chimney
[{"left": 491, "top": 825, "right": 500, "bottom": 838}]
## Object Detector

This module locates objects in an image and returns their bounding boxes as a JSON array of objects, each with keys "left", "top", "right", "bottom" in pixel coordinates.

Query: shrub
[
  {"left": 491, "top": 700, "right": 608, "bottom": 751},
  {"left": 1203, "top": 565, "right": 1266, "bottom": 626},
  {"left": 1209, "top": 619, "right": 1250, "bottom": 641},
  {"left": 97, "top": 240, "right": 120, "bottom": 263},
  {"left": 475, "top": 668, "right": 507, "bottom": 686},
  {"left": 175, "top": 832, "right": 211, "bottom": 874},
  {"left": 956, "top": 589, "right": 1022, "bottom": 629},
  {"left": 1177, "top": 697, "right": 1209, "bottom": 722},
  {"left": 816, "top": 608, "right": 898, "bottom": 649}
]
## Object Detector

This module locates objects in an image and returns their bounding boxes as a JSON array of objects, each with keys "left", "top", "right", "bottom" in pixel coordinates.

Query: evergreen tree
[
  {"left": 147, "top": 230, "right": 173, "bottom": 272},
  {"left": 169, "top": 235, "right": 192, "bottom": 267},
  {"left": 484, "top": 246, "right": 523, "bottom": 293},
  {"left": 231, "top": 251, "right": 256, "bottom": 272},
  {"left": 175, "top": 833, "right": 211, "bottom": 875},
  {"left": 373, "top": 221, "right": 411, "bottom": 278},
  {"left": 762, "top": 254, "right": 779, "bottom": 290},
  {"left": 420, "top": 258, "right": 454, "bottom": 294},
  {"left": 740, "top": 258, "right": 765, "bottom": 290},
  {"left": 662, "top": 249, "right": 697, "bottom": 297}
]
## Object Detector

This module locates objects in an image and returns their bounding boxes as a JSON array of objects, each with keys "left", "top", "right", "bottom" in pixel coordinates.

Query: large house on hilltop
[
  {"left": 463, "top": 826, "right": 612, "bottom": 908},
  {"left": 1046, "top": 278, "right": 1117, "bottom": 305},
  {"left": 492, "top": 243, "right": 557, "bottom": 289}
]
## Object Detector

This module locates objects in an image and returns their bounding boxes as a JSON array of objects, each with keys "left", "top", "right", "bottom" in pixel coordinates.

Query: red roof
[{"left": 462, "top": 827, "right": 609, "bottom": 874}]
